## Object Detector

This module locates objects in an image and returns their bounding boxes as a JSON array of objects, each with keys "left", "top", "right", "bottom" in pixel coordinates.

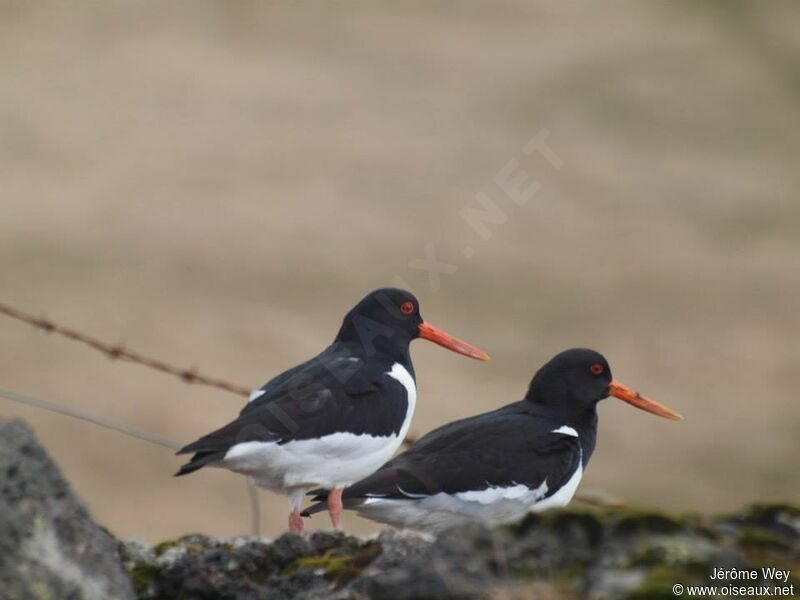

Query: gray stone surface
[
  {"left": 119, "top": 504, "right": 799, "bottom": 599},
  {"left": 0, "top": 419, "right": 134, "bottom": 600},
  {"left": 2, "top": 418, "right": 798, "bottom": 599}
]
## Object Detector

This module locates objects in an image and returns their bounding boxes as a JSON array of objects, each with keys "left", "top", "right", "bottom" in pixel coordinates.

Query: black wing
[
  {"left": 175, "top": 345, "right": 410, "bottom": 475},
  {"left": 304, "top": 402, "right": 580, "bottom": 512}
]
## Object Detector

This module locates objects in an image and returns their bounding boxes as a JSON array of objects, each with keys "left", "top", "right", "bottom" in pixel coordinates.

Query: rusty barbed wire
[
  {"left": 0, "top": 301, "right": 252, "bottom": 397},
  {"left": 0, "top": 300, "right": 418, "bottom": 447}
]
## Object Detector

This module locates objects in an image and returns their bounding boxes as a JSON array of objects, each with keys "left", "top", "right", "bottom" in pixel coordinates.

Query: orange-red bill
[
  {"left": 608, "top": 379, "right": 682, "bottom": 421},
  {"left": 417, "top": 322, "right": 490, "bottom": 361}
]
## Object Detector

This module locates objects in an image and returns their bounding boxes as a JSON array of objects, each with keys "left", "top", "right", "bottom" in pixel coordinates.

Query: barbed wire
[
  {"left": 0, "top": 301, "right": 252, "bottom": 397},
  {"left": 0, "top": 300, "right": 417, "bottom": 441}
]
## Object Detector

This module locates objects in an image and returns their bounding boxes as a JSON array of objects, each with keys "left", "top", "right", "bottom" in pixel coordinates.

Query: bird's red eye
[
  {"left": 400, "top": 301, "right": 415, "bottom": 315},
  {"left": 590, "top": 364, "right": 604, "bottom": 375}
]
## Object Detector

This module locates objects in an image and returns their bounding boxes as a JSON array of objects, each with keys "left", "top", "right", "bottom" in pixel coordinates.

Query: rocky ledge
[{"left": 2, "top": 419, "right": 798, "bottom": 599}]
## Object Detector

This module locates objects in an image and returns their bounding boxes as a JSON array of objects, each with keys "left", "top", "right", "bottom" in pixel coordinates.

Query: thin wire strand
[
  {"left": 0, "top": 300, "right": 417, "bottom": 447},
  {"left": 0, "top": 387, "right": 181, "bottom": 450},
  {"left": 247, "top": 482, "right": 262, "bottom": 537},
  {"left": 0, "top": 386, "right": 263, "bottom": 536},
  {"left": 0, "top": 302, "right": 251, "bottom": 397}
]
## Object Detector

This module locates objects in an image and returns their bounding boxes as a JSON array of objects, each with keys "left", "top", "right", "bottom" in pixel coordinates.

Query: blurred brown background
[{"left": 1, "top": 1, "right": 798, "bottom": 542}]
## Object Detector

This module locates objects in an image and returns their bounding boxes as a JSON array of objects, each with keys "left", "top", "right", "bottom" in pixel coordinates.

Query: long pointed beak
[
  {"left": 417, "top": 322, "right": 490, "bottom": 361},
  {"left": 608, "top": 379, "right": 682, "bottom": 421}
]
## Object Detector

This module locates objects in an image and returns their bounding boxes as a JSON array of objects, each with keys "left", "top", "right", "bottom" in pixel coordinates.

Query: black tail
[
  {"left": 301, "top": 488, "right": 329, "bottom": 517},
  {"left": 173, "top": 421, "right": 244, "bottom": 476},
  {"left": 301, "top": 489, "right": 368, "bottom": 518},
  {"left": 307, "top": 487, "right": 328, "bottom": 501},
  {"left": 301, "top": 501, "right": 328, "bottom": 517},
  {"left": 174, "top": 450, "right": 226, "bottom": 476}
]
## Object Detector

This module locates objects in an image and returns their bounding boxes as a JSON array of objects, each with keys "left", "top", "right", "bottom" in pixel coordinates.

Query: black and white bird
[
  {"left": 302, "top": 348, "right": 681, "bottom": 531},
  {"left": 175, "top": 288, "right": 489, "bottom": 533}
]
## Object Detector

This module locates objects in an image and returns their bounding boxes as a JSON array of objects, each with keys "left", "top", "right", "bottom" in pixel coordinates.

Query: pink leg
[
  {"left": 288, "top": 509, "right": 304, "bottom": 534},
  {"left": 288, "top": 489, "right": 305, "bottom": 534},
  {"left": 327, "top": 488, "right": 344, "bottom": 530}
]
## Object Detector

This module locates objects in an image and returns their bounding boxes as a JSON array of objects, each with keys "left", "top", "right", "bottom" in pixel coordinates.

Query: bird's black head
[
  {"left": 525, "top": 348, "right": 612, "bottom": 413},
  {"left": 525, "top": 348, "right": 681, "bottom": 420},
  {"left": 335, "top": 288, "right": 490, "bottom": 362}
]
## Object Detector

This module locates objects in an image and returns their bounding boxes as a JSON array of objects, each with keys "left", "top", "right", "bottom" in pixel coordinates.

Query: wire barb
[{"left": 0, "top": 301, "right": 252, "bottom": 398}]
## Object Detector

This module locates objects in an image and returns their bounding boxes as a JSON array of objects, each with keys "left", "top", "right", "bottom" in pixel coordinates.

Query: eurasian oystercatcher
[
  {"left": 301, "top": 348, "right": 681, "bottom": 530},
  {"left": 175, "top": 288, "right": 489, "bottom": 533}
]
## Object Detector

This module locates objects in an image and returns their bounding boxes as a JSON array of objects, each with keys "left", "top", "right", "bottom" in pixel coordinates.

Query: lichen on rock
[
  {"left": 2, "top": 418, "right": 798, "bottom": 599},
  {"left": 0, "top": 420, "right": 134, "bottom": 600},
  {"left": 117, "top": 501, "right": 799, "bottom": 599}
]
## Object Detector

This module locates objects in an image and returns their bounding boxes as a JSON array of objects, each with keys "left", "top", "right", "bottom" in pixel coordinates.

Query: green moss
[
  {"left": 283, "top": 543, "right": 381, "bottom": 586},
  {"left": 29, "top": 580, "right": 53, "bottom": 600},
  {"left": 509, "top": 507, "right": 603, "bottom": 536},
  {"left": 153, "top": 540, "right": 179, "bottom": 556},
  {"left": 746, "top": 503, "right": 800, "bottom": 518},
  {"left": 31, "top": 514, "right": 47, "bottom": 533},
  {"left": 630, "top": 547, "right": 670, "bottom": 568},
  {"left": 629, "top": 540, "right": 714, "bottom": 571},
  {"left": 716, "top": 502, "right": 800, "bottom": 528},
  {"left": 554, "top": 564, "right": 588, "bottom": 580},
  {"left": 609, "top": 508, "right": 684, "bottom": 536},
  {"left": 738, "top": 528, "right": 791, "bottom": 552},
  {"left": 737, "top": 529, "right": 799, "bottom": 575},
  {"left": 130, "top": 561, "right": 159, "bottom": 595},
  {"left": 550, "top": 511, "right": 603, "bottom": 530},
  {"left": 510, "top": 505, "right": 709, "bottom": 542}
]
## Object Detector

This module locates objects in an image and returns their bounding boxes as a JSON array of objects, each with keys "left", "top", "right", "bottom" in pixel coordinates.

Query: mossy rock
[
  {"left": 621, "top": 564, "right": 714, "bottom": 600},
  {"left": 629, "top": 543, "right": 713, "bottom": 571},
  {"left": 606, "top": 508, "right": 686, "bottom": 537},
  {"left": 152, "top": 538, "right": 211, "bottom": 558},
  {"left": 118, "top": 503, "right": 800, "bottom": 599},
  {"left": 130, "top": 561, "right": 159, "bottom": 596},
  {"left": 284, "top": 542, "right": 382, "bottom": 587}
]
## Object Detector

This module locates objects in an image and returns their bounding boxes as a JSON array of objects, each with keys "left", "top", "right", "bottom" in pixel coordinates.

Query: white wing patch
[
  {"left": 249, "top": 389, "right": 266, "bottom": 402},
  {"left": 396, "top": 485, "right": 428, "bottom": 499},
  {"left": 551, "top": 425, "right": 579, "bottom": 438},
  {"left": 456, "top": 481, "right": 548, "bottom": 504}
]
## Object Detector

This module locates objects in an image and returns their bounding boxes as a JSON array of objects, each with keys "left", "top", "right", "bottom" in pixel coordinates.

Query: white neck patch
[
  {"left": 551, "top": 425, "right": 578, "bottom": 438},
  {"left": 386, "top": 363, "right": 417, "bottom": 442}
]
